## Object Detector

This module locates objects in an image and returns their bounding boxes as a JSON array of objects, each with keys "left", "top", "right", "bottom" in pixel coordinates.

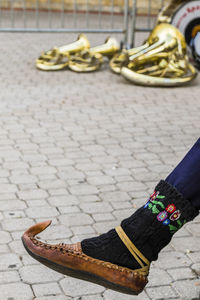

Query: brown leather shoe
[{"left": 22, "top": 220, "right": 149, "bottom": 295}]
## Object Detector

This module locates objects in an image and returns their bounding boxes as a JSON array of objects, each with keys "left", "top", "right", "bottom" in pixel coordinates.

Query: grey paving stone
[
  {"left": 0, "top": 183, "right": 18, "bottom": 193},
  {"left": 0, "top": 270, "right": 20, "bottom": 284},
  {"left": 71, "top": 225, "right": 95, "bottom": 235},
  {"left": 38, "top": 180, "right": 67, "bottom": 189},
  {"left": 20, "top": 265, "right": 63, "bottom": 284},
  {"left": 60, "top": 277, "right": 105, "bottom": 297},
  {"left": 35, "top": 296, "right": 71, "bottom": 300},
  {"left": 0, "top": 200, "right": 26, "bottom": 211},
  {"left": 58, "top": 205, "right": 80, "bottom": 214},
  {"left": 48, "top": 195, "right": 78, "bottom": 206},
  {"left": 4, "top": 210, "right": 25, "bottom": 219},
  {"left": 0, "top": 253, "right": 22, "bottom": 270},
  {"left": 87, "top": 175, "right": 115, "bottom": 185},
  {"left": 172, "top": 279, "right": 200, "bottom": 299},
  {"left": 116, "top": 181, "right": 146, "bottom": 192},
  {"left": 111, "top": 201, "right": 133, "bottom": 209},
  {"left": 167, "top": 267, "right": 196, "bottom": 281},
  {"left": 187, "top": 223, "right": 200, "bottom": 236},
  {"left": 103, "top": 289, "right": 150, "bottom": 299},
  {"left": 1, "top": 218, "right": 34, "bottom": 231},
  {"left": 59, "top": 213, "right": 94, "bottom": 226},
  {"left": 92, "top": 212, "right": 115, "bottom": 222},
  {"left": 154, "top": 251, "right": 193, "bottom": 269},
  {"left": 81, "top": 295, "right": 104, "bottom": 300},
  {"left": 97, "top": 184, "right": 116, "bottom": 193},
  {"left": 27, "top": 199, "right": 49, "bottom": 207},
  {"left": 80, "top": 202, "right": 113, "bottom": 214},
  {"left": 37, "top": 224, "right": 72, "bottom": 240},
  {"left": 69, "top": 184, "right": 98, "bottom": 195},
  {"left": 188, "top": 251, "right": 200, "bottom": 263},
  {"left": 21, "top": 254, "right": 39, "bottom": 267},
  {"left": 17, "top": 189, "right": 48, "bottom": 200},
  {"left": 0, "top": 244, "right": 9, "bottom": 254},
  {"left": 33, "top": 282, "right": 62, "bottom": 296},
  {"left": 99, "top": 191, "right": 131, "bottom": 202},
  {"left": 0, "top": 282, "right": 33, "bottom": 300},
  {"left": 0, "top": 230, "right": 12, "bottom": 244},
  {"left": 147, "top": 268, "right": 172, "bottom": 287},
  {"left": 112, "top": 208, "right": 134, "bottom": 220},
  {"left": 93, "top": 220, "right": 119, "bottom": 234},
  {"left": 26, "top": 206, "right": 59, "bottom": 218},
  {"left": 192, "top": 263, "right": 200, "bottom": 276},
  {"left": 9, "top": 240, "right": 27, "bottom": 255},
  {"left": 171, "top": 236, "right": 200, "bottom": 252},
  {"left": 146, "top": 285, "right": 178, "bottom": 299}
]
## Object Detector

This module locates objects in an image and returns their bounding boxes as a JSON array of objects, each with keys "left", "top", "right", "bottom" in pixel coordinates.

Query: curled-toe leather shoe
[
  {"left": 22, "top": 181, "right": 198, "bottom": 295},
  {"left": 22, "top": 220, "right": 149, "bottom": 295}
]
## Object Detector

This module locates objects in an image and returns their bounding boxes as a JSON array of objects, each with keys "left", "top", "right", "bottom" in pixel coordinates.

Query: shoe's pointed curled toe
[{"left": 22, "top": 221, "right": 148, "bottom": 295}]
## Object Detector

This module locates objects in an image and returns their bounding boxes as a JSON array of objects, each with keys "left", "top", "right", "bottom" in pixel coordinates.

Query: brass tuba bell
[
  {"left": 157, "top": 0, "right": 187, "bottom": 24},
  {"left": 68, "top": 37, "right": 120, "bottom": 72},
  {"left": 120, "top": 23, "right": 197, "bottom": 86},
  {"left": 109, "top": 43, "right": 149, "bottom": 74},
  {"left": 36, "top": 34, "right": 90, "bottom": 71}
]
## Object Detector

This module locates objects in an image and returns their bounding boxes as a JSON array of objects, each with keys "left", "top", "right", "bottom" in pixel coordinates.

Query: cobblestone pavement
[{"left": 0, "top": 17, "right": 200, "bottom": 300}]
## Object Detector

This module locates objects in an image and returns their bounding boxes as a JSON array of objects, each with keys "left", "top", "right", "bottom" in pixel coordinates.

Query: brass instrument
[
  {"left": 68, "top": 37, "right": 120, "bottom": 72},
  {"left": 157, "top": 0, "right": 186, "bottom": 24},
  {"left": 109, "top": 43, "right": 149, "bottom": 74},
  {"left": 36, "top": 34, "right": 90, "bottom": 71},
  {"left": 120, "top": 23, "right": 197, "bottom": 86}
]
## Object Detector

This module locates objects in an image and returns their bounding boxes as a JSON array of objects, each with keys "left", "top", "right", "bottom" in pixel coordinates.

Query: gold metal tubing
[
  {"left": 109, "top": 42, "right": 150, "bottom": 74},
  {"left": 120, "top": 23, "right": 197, "bottom": 86},
  {"left": 68, "top": 37, "right": 120, "bottom": 73},
  {"left": 121, "top": 63, "right": 197, "bottom": 87},
  {"left": 36, "top": 34, "right": 90, "bottom": 71}
]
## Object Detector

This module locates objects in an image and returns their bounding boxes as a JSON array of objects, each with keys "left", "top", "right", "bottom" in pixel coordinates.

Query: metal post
[
  {"left": 73, "top": 0, "right": 77, "bottom": 27},
  {"left": 23, "top": 0, "right": 26, "bottom": 29},
  {"left": 61, "top": 0, "right": 65, "bottom": 28},
  {"left": 10, "top": 0, "right": 15, "bottom": 28},
  {"left": 0, "top": 0, "right": 2, "bottom": 28},
  {"left": 123, "top": 0, "right": 129, "bottom": 48},
  {"left": 130, "top": 0, "right": 137, "bottom": 48},
  {"left": 98, "top": 0, "right": 102, "bottom": 29},
  {"left": 35, "top": 0, "right": 39, "bottom": 28},
  {"left": 147, "top": 0, "right": 151, "bottom": 29},
  {"left": 111, "top": 0, "right": 114, "bottom": 29},
  {"left": 48, "top": 0, "right": 52, "bottom": 28},
  {"left": 85, "top": 0, "right": 89, "bottom": 28}
]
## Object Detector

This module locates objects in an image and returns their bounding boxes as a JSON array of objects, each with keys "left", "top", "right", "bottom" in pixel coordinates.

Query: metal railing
[
  {"left": 130, "top": 0, "right": 167, "bottom": 47},
  {"left": 0, "top": 0, "right": 167, "bottom": 47},
  {"left": 0, "top": 0, "right": 131, "bottom": 47}
]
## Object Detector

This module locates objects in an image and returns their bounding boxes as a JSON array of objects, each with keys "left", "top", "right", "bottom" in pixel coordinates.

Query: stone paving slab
[{"left": 0, "top": 14, "right": 200, "bottom": 300}]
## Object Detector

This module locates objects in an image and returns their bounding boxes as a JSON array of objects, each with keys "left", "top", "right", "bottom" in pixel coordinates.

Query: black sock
[
  {"left": 81, "top": 180, "right": 198, "bottom": 270},
  {"left": 81, "top": 228, "right": 141, "bottom": 270}
]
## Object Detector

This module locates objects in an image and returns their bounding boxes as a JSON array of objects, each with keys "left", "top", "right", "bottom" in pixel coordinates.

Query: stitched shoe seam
[{"left": 29, "top": 236, "right": 148, "bottom": 280}]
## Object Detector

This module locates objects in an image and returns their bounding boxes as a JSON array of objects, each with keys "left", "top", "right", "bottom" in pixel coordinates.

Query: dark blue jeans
[{"left": 166, "top": 138, "right": 200, "bottom": 210}]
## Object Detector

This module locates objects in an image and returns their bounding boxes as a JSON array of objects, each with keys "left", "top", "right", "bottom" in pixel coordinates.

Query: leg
[
  {"left": 166, "top": 137, "right": 200, "bottom": 209},
  {"left": 22, "top": 139, "right": 199, "bottom": 295}
]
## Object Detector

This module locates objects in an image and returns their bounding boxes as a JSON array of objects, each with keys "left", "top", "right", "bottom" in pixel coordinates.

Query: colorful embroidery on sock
[
  {"left": 144, "top": 190, "right": 186, "bottom": 234},
  {"left": 166, "top": 204, "right": 176, "bottom": 213},
  {"left": 157, "top": 211, "right": 168, "bottom": 222},
  {"left": 170, "top": 210, "right": 181, "bottom": 221}
]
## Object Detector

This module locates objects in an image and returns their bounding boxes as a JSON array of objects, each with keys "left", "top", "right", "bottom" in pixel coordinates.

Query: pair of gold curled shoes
[
  {"left": 110, "top": 23, "right": 197, "bottom": 87},
  {"left": 36, "top": 34, "right": 120, "bottom": 72}
]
